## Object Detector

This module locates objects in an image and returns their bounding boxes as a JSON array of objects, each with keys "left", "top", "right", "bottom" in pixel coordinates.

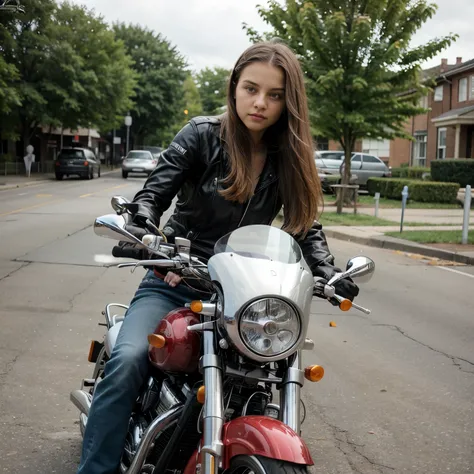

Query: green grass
[
  {"left": 323, "top": 194, "right": 460, "bottom": 209},
  {"left": 319, "top": 212, "right": 397, "bottom": 226},
  {"left": 385, "top": 230, "right": 474, "bottom": 244},
  {"left": 319, "top": 212, "right": 452, "bottom": 227}
]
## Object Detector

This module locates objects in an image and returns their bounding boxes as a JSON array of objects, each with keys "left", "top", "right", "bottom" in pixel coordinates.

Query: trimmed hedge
[
  {"left": 430, "top": 159, "right": 474, "bottom": 187},
  {"left": 367, "top": 178, "right": 459, "bottom": 203},
  {"left": 391, "top": 167, "right": 430, "bottom": 179}
]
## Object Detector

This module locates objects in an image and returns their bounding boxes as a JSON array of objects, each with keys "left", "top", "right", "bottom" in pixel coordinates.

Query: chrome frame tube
[
  {"left": 104, "top": 303, "right": 129, "bottom": 328},
  {"left": 200, "top": 329, "right": 224, "bottom": 474},
  {"left": 280, "top": 351, "right": 304, "bottom": 434},
  {"left": 124, "top": 405, "right": 182, "bottom": 474}
]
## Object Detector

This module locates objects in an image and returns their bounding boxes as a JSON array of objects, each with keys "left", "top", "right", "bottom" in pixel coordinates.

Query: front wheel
[{"left": 227, "top": 456, "right": 309, "bottom": 474}]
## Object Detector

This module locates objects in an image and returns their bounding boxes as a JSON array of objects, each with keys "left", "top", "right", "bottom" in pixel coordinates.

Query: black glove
[
  {"left": 313, "top": 265, "right": 359, "bottom": 305},
  {"left": 112, "top": 224, "right": 149, "bottom": 260},
  {"left": 333, "top": 278, "right": 359, "bottom": 302}
]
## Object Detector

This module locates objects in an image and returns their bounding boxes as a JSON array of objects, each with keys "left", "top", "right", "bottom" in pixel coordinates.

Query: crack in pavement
[
  {"left": 11, "top": 223, "right": 93, "bottom": 262},
  {"left": 305, "top": 398, "right": 396, "bottom": 473},
  {"left": 0, "top": 261, "right": 31, "bottom": 282},
  {"left": 13, "top": 259, "right": 107, "bottom": 268},
  {"left": 320, "top": 416, "right": 396, "bottom": 473},
  {"left": 67, "top": 267, "right": 108, "bottom": 313},
  {"left": 0, "top": 352, "right": 22, "bottom": 388},
  {"left": 373, "top": 324, "right": 474, "bottom": 374}
]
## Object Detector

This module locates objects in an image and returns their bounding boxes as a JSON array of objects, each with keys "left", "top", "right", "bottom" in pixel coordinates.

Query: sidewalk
[
  {"left": 0, "top": 173, "right": 52, "bottom": 190},
  {"left": 0, "top": 168, "right": 120, "bottom": 191},
  {"left": 323, "top": 206, "right": 474, "bottom": 265}
]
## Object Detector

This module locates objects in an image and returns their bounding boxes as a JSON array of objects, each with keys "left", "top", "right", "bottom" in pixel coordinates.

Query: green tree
[
  {"left": 195, "top": 67, "right": 230, "bottom": 115},
  {"left": 113, "top": 24, "right": 187, "bottom": 146},
  {"left": 0, "top": 0, "right": 136, "bottom": 151},
  {"left": 0, "top": 57, "right": 20, "bottom": 118},
  {"left": 182, "top": 75, "right": 203, "bottom": 121},
  {"left": 0, "top": 0, "right": 57, "bottom": 149},
  {"left": 246, "top": 0, "right": 457, "bottom": 212},
  {"left": 50, "top": 2, "right": 136, "bottom": 132}
]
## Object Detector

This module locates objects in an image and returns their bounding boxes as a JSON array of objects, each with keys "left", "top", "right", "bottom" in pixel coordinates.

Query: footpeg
[{"left": 81, "top": 378, "right": 95, "bottom": 388}]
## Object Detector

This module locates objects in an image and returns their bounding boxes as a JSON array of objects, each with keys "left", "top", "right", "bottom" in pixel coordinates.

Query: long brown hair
[{"left": 220, "top": 41, "right": 323, "bottom": 236}]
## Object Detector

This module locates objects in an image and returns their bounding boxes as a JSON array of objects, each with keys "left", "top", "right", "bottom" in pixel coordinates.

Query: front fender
[{"left": 222, "top": 416, "right": 313, "bottom": 468}]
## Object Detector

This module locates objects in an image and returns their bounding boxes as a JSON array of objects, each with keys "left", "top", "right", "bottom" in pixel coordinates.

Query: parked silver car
[
  {"left": 121, "top": 150, "right": 158, "bottom": 179},
  {"left": 315, "top": 151, "right": 391, "bottom": 186}
]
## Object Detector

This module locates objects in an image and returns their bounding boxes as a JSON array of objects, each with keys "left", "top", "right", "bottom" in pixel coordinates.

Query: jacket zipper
[
  {"left": 237, "top": 197, "right": 252, "bottom": 228},
  {"left": 236, "top": 171, "right": 276, "bottom": 228}
]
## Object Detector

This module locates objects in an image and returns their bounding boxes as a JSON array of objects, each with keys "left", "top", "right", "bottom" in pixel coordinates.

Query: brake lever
[{"left": 117, "top": 259, "right": 182, "bottom": 270}]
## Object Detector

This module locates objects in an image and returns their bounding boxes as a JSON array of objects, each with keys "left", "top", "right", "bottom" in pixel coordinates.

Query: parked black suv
[{"left": 55, "top": 148, "right": 101, "bottom": 180}]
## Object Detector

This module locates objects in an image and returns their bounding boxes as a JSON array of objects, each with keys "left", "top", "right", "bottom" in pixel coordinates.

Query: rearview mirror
[
  {"left": 111, "top": 196, "right": 131, "bottom": 215},
  {"left": 327, "top": 256, "right": 375, "bottom": 286},
  {"left": 344, "top": 256, "right": 375, "bottom": 283},
  {"left": 94, "top": 214, "right": 143, "bottom": 246}
]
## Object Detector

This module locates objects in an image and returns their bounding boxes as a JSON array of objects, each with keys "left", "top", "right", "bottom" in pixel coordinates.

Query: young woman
[{"left": 77, "top": 40, "right": 359, "bottom": 474}]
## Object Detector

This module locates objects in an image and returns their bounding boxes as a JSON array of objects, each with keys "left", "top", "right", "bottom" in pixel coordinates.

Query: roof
[
  {"left": 439, "top": 58, "right": 474, "bottom": 79},
  {"left": 432, "top": 105, "right": 474, "bottom": 126},
  {"left": 40, "top": 127, "right": 101, "bottom": 138}
]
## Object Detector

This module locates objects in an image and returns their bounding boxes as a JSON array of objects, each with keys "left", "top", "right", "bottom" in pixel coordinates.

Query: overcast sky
[{"left": 70, "top": 0, "right": 473, "bottom": 73}]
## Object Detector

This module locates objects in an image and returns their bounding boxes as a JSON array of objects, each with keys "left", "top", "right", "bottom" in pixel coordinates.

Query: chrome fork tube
[
  {"left": 280, "top": 351, "right": 304, "bottom": 434},
  {"left": 200, "top": 329, "right": 224, "bottom": 474}
]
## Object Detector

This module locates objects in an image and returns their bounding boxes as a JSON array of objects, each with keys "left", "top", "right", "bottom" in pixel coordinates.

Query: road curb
[
  {"left": 325, "top": 229, "right": 474, "bottom": 265},
  {"left": 0, "top": 168, "right": 120, "bottom": 191}
]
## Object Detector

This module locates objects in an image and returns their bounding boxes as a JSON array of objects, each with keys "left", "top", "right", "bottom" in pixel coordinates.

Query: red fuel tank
[{"left": 148, "top": 308, "right": 201, "bottom": 373}]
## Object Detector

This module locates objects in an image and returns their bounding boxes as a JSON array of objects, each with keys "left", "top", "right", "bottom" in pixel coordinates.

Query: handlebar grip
[{"left": 112, "top": 244, "right": 142, "bottom": 259}]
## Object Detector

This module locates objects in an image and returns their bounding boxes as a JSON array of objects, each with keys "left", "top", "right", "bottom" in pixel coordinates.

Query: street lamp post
[{"left": 124, "top": 113, "right": 132, "bottom": 156}]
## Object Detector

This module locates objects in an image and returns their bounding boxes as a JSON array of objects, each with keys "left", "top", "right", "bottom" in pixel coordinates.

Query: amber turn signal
[
  {"left": 339, "top": 298, "right": 352, "bottom": 311},
  {"left": 147, "top": 334, "right": 166, "bottom": 349},
  {"left": 190, "top": 300, "right": 203, "bottom": 313},
  {"left": 197, "top": 385, "right": 206, "bottom": 404},
  {"left": 304, "top": 365, "right": 325, "bottom": 382},
  {"left": 88, "top": 341, "right": 97, "bottom": 363},
  {"left": 329, "top": 321, "right": 337, "bottom": 327}
]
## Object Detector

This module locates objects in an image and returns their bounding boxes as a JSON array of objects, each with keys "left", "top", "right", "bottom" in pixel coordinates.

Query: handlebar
[
  {"left": 313, "top": 277, "right": 371, "bottom": 315},
  {"left": 108, "top": 220, "right": 370, "bottom": 314}
]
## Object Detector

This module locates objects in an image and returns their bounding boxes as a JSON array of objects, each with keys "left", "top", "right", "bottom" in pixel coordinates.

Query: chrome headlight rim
[{"left": 237, "top": 296, "right": 302, "bottom": 359}]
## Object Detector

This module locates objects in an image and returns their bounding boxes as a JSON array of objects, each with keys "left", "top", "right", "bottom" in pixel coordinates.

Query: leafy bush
[
  {"left": 367, "top": 178, "right": 459, "bottom": 203},
  {"left": 391, "top": 167, "right": 430, "bottom": 179},
  {"left": 431, "top": 159, "right": 474, "bottom": 187}
]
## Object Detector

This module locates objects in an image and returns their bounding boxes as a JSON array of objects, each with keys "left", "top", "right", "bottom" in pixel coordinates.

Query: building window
[
  {"left": 418, "top": 95, "right": 428, "bottom": 109},
  {"left": 470, "top": 76, "right": 474, "bottom": 100},
  {"left": 437, "top": 128, "right": 447, "bottom": 159},
  {"left": 315, "top": 137, "right": 329, "bottom": 151},
  {"left": 434, "top": 85, "right": 443, "bottom": 102},
  {"left": 459, "top": 77, "right": 468, "bottom": 102},
  {"left": 413, "top": 133, "right": 427, "bottom": 167}
]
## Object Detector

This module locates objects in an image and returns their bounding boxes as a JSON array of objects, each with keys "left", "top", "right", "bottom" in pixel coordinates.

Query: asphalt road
[{"left": 0, "top": 172, "right": 472, "bottom": 474}]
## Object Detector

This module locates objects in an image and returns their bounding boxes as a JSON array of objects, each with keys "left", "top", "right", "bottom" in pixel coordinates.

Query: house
[
  {"left": 315, "top": 57, "right": 474, "bottom": 168},
  {"left": 391, "top": 57, "right": 474, "bottom": 167}
]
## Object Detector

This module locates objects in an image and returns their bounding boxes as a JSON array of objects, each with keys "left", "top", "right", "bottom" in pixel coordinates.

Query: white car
[
  {"left": 121, "top": 150, "right": 158, "bottom": 179},
  {"left": 315, "top": 151, "right": 391, "bottom": 186}
]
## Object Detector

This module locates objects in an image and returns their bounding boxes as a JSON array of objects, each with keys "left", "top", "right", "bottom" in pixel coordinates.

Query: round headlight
[{"left": 239, "top": 298, "right": 300, "bottom": 357}]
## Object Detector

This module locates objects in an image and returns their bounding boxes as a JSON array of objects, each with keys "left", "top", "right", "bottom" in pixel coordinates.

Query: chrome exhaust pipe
[
  {"left": 125, "top": 405, "right": 183, "bottom": 474},
  {"left": 71, "top": 389, "right": 92, "bottom": 417}
]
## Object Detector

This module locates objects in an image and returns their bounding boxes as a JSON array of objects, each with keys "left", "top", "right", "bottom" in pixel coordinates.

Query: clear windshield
[
  {"left": 214, "top": 225, "right": 302, "bottom": 264},
  {"left": 126, "top": 151, "right": 152, "bottom": 159}
]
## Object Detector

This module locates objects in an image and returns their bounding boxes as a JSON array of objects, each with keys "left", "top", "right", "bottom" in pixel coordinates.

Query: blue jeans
[{"left": 77, "top": 270, "right": 201, "bottom": 474}]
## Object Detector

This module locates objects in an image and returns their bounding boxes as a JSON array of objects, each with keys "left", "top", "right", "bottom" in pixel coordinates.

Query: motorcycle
[{"left": 70, "top": 196, "right": 375, "bottom": 474}]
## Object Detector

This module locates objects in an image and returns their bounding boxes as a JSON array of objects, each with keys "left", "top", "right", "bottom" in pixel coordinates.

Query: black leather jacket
[{"left": 132, "top": 117, "right": 339, "bottom": 280}]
